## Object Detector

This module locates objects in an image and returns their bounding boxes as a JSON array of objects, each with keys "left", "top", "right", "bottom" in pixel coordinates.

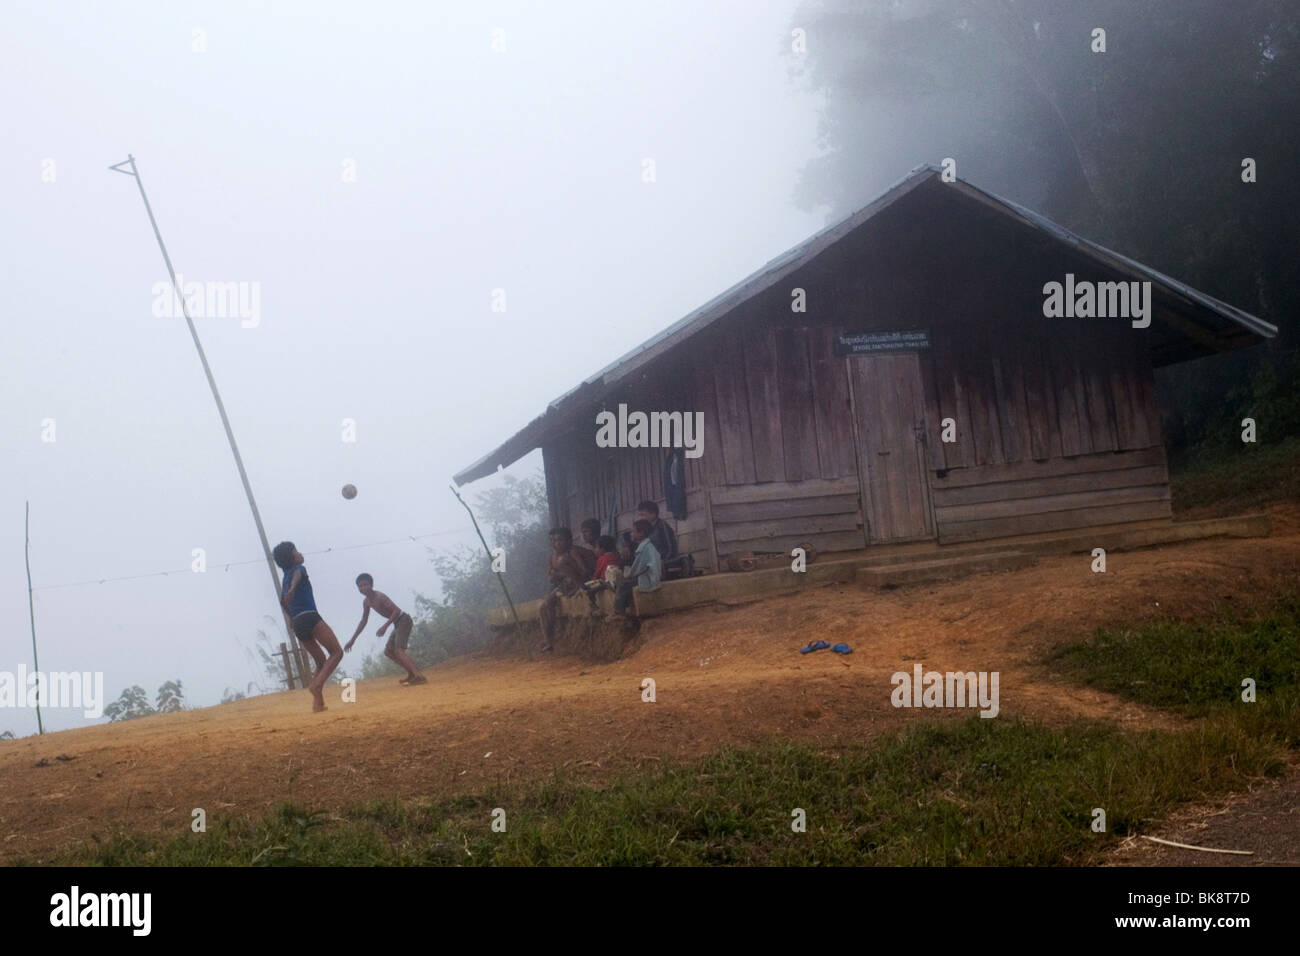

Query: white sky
[{"left": 0, "top": 0, "right": 848, "bottom": 734}]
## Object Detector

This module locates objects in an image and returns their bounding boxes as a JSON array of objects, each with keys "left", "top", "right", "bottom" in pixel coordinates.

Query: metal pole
[
  {"left": 109, "top": 155, "right": 300, "bottom": 662},
  {"left": 24, "top": 502, "right": 44, "bottom": 735},
  {"left": 450, "top": 485, "right": 521, "bottom": 626}
]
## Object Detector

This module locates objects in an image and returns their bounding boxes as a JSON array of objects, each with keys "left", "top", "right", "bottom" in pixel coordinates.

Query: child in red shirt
[
  {"left": 582, "top": 535, "right": 622, "bottom": 608},
  {"left": 592, "top": 535, "right": 621, "bottom": 583}
]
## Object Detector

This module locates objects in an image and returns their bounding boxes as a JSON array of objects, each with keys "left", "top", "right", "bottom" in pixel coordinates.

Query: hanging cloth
[{"left": 663, "top": 449, "right": 687, "bottom": 520}]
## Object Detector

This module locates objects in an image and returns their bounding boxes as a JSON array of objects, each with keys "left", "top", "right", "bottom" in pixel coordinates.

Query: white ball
[{"left": 342, "top": 483, "right": 357, "bottom": 500}]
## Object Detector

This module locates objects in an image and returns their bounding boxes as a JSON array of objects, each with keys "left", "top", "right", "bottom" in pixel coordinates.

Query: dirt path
[
  {"left": 3, "top": 505, "right": 1298, "bottom": 863},
  {"left": 1108, "top": 755, "right": 1300, "bottom": 867}
]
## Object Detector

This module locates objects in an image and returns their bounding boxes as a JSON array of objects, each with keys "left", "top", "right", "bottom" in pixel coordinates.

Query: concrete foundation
[{"left": 485, "top": 513, "right": 1270, "bottom": 627}]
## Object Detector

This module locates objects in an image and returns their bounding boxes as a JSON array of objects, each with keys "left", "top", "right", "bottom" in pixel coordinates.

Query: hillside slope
[{"left": 3, "top": 504, "right": 1297, "bottom": 863}]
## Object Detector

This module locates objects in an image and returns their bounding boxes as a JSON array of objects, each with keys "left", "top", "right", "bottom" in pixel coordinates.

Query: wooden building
[{"left": 454, "top": 167, "right": 1275, "bottom": 571}]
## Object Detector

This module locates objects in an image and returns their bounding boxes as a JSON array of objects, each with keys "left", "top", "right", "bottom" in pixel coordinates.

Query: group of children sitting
[{"left": 537, "top": 499, "right": 684, "bottom": 652}]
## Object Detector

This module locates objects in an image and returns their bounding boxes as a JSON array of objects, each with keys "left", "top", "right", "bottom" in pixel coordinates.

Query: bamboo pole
[
  {"left": 24, "top": 502, "right": 44, "bottom": 734},
  {"left": 109, "top": 155, "right": 300, "bottom": 662}
]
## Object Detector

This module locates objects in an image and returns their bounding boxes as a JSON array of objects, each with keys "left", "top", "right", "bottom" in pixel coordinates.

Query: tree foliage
[
  {"left": 104, "top": 681, "right": 186, "bottom": 722},
  {"left": 104, "top": 685, "right": 155, "bottom": 722},
  {"left": 155, "top": 680, "right": 185, "bottom": 714},
  {"left": 792, "top": 0, "right": 1298, "bottom": 456}
]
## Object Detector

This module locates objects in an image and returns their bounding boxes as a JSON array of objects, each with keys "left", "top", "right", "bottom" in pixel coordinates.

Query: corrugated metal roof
[{"left": 454, "top": 165, "right": 1276, "bottom": 485}]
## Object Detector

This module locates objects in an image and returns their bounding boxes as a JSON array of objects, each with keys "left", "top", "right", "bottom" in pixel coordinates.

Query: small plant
[{"left": 251, "top": 806, "right": 328, "bottom": 866}]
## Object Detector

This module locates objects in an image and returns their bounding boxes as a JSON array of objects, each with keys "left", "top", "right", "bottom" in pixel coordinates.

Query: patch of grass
[
  {"left": 37, "top": 715, "right": 1287, "bottom": 867},
  {"left": 1047, "top": 592, "right": 1300, "bottom": 740},
  {"left": 1170, "top": 435, "right": 1300, "bottom": 514}
]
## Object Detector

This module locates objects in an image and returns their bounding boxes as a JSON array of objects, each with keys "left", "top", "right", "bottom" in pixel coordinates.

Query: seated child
[
  {"left": 613, "top": 520, "right": 662, "bottom": 618},
  {"left": 581, "top": 535, "right": 622, "bottom": 607},
  {"left": 593, "top": 535, "right": 621, "bottom": 583},
  {"left": 539, "top": 527, "right": 590, "bottom": 652}
]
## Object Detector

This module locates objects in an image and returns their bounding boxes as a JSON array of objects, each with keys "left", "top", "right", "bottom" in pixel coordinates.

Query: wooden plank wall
[
  {"left": 917, "top": 238, "right": 1172, "bottom": 543},
  {"left": 691, "top": 316, "right": 860, "bottom": 487},
  {"left": 710, "top": 478, "right": 864, "bottom": 557},
  {"left": 931, "top": 447, "right": 1172, "bottom": 542},
  {"left": 541, "top": 443, "right": 566, "bottom": 530},
  {"left": 679, "top": 314, "right": 868, "bottom": 558},
  {"left": 907, "top": 201, "right": 1166, "bottom": 476},
  {"left": 541, "top": 314, "right": 874, "bottom": 567}
]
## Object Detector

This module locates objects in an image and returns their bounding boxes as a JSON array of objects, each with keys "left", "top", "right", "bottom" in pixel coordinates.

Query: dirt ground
[
  {"left": 1108, "top": 755, "right": 1300, "bottom": 867},
  {"left": 3, "top": 504, "right": 1298, "bottom": 864}
]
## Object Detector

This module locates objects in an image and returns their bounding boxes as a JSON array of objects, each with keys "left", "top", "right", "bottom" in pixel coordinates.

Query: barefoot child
[
  {"left": 273, "top": 541, "right": 344, "bottom": 712},
  {"left": 344, "top": 573, "right": 426, "bottom": 685},
  {"left": 538, "top": 527, "right": 590, "bottom": 652}
]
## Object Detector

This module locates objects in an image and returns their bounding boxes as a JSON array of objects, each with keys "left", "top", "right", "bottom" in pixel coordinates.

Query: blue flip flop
[
  {"left": 800, "top": 640, "right": 831, "bottom": 654},
  {"left": 830, "top": 643, "right": 853, "bottom": 654}
]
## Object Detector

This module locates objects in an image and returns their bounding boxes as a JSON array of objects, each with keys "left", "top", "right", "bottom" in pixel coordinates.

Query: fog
[
  {"left": 10, "top": 0, "right": 1286, "bottom": 737},
  {"left": 2, "top": 1, "right": 836, "bottom": 733}
]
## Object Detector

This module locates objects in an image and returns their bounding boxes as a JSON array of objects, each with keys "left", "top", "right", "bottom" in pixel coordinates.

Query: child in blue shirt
[
  {"left": 274, "top": 541, "right": 344, "bottom": 712},
  {"left": 613, "top": 520, "right": 662, "bottom": 617}
]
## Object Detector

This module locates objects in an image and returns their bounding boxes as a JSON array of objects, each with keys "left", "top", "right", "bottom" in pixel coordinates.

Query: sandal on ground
[
  {"left": 799, "top": 640, "right": 831, "bottom": 654},
  {"left": 830, "top": 643, "right": 853, "bottom": 654}
]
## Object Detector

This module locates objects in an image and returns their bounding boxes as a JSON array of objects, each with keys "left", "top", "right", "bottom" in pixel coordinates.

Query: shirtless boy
[
  {"left": 537, "top": 527, "right": 591, "bottom": 652},
  {"left": 345, "top": 573, "right": 426, "bottom": 685}
]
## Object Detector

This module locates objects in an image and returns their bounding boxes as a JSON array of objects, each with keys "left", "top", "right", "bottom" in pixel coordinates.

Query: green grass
[
  {"left": 1047, "top": 592, "right": 1300, "bottom": 742},
  {"left": 1170, "top": 435, "right": 1300, "bottom": 514},
  {"left": 29, "top": 711, "right": 1287, "bottom": 867}
]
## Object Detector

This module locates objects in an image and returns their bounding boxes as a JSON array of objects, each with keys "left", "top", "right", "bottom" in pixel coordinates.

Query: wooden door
[{"left": 848, "top": 353, "right": 936, "bottom": 543}]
